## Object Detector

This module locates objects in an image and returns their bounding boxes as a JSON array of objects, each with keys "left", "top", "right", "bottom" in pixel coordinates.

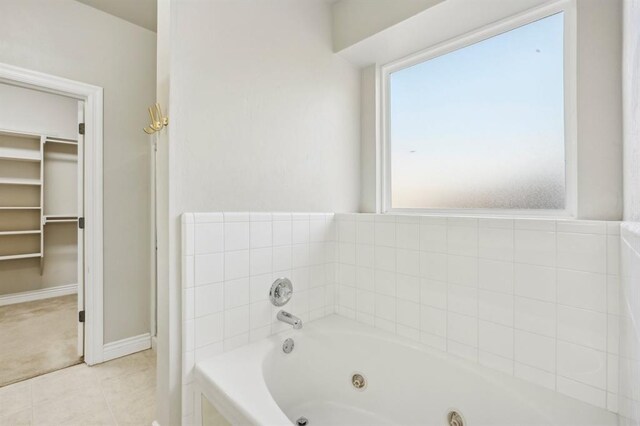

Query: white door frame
[{"left": 0, "top": 62, "right": 104, "bottom": 365}]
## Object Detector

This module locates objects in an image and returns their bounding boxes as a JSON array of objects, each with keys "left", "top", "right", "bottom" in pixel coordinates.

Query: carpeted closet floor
[{"left": 0, "top": 295, "right": 81, "bottom": 387}]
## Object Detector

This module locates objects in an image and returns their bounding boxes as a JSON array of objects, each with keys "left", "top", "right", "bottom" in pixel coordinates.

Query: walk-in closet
[{"left": 0, "top": 82, "right": 83, "bottom": 386}]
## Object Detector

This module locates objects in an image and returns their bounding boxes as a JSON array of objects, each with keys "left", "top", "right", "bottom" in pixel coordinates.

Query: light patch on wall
[{"left": 74, "top": 0, "right": 157, "bottom": 31}]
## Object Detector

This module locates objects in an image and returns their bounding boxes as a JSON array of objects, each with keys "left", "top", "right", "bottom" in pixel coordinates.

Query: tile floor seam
[
  {"left": 98, "top": 377, "right": 119, "bottom": 426},
  {"left": 29, "top": 379, "right": 34, "bottom": 425}
]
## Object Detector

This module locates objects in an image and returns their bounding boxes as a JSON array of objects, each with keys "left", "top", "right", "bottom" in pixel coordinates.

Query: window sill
[{"left": 382, "top": 208, "right": 575, "bottom": 220}]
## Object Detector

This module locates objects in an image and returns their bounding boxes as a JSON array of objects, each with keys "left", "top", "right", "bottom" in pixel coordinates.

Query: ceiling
[
  {"left": 75, "top": 0, "right": 157, "bottom": 32},
  {"left": 74, "top": 0, "right": 344, "bottom": 33}
]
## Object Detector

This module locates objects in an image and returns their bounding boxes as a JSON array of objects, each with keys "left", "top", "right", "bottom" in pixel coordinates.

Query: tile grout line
[
  {"left": 512, "top": 218, "right": 517, "bottom": 376},
  {"left": 29, "top": 376, "right": 34, "bottom": 424},
  {"left": 476, "top": 222, "right": 480, "bottom": 361},
  {"left": 554, "top": 219, "right": 559, "bottom": 392},
  {"left": 98, "top": 375, "right": 118, "bottom": 426},
  {"left": 221, "top": 216, "right": 227, "bottom": 348},
  {"left": 605, "top": 229, "right": 609, "bottom": 409},
  {"left": 390, "top": 225, "right": 399, "bottom": 329},
  {"left": 444, "top": 221, "right": 449, "bottom": 354},
  {"left": 419, "top": 220, "right": 423, "bottom": 348}
]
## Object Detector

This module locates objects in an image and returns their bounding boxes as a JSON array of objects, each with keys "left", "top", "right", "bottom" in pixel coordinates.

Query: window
[{"left": 384, "top": 12, "right": 569, "bottom": 213}]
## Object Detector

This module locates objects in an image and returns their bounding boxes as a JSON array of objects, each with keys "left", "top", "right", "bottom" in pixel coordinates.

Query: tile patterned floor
[{"left": 0, "top": 349, "right": 156, "bottom": 426}]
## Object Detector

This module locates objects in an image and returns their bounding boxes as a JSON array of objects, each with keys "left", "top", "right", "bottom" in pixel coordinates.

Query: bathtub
[{"left": 194, "top": 315, "right": 617, "bottom": 426}]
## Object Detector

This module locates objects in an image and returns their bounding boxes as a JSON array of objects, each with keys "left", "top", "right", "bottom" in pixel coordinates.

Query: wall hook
[{"left": 144, "top": 103, "right": 169, "bottom": 134}]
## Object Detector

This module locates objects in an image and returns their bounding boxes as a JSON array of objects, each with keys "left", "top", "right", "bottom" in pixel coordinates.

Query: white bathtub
[{"left": 194, "top": 316, "right": 617, "bottom": 426}]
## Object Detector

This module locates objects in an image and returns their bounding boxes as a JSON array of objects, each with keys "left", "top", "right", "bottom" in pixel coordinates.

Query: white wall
[
  {"left": 0, "top": 83, "right": 77, "bottom": 139},
  {"left": 155, "top": 0, "right": 176, "bottom": 423},
  {"left": 619, "top": 1, "right": 640, "bottom": 423},
  {"left": 623, "top": 0, "right": 640, "bottom": 222},
  {"left": 170, "top": 0, "right": 360, "bottom": 214},
  {"left": 360, "top": 66, "right": 378, "bottom": 213},
  {"left": 576, "top": 0, "right": 623, "bottom": 220},
  {"left": 0, "top": 0, "right": 156, "bottom": 343},
  {"left": 331, "top": 0, "right": 444, "bottom": 52},
  {"left": 157, "top": 0, "right": 361, "bottom": 423},
  {"left": 336, "top": 0, "right": 551, "bottom": 67},
  {"left": 355, "top": 0, "right": 623, "bottom": 220}
]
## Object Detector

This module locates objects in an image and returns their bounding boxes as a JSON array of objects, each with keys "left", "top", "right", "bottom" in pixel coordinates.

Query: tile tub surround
[
  {"left": 619, "top": 223, "right": 640, "bottom": 425},
  {"left": 181, "top": 212, "right": 336, "bottom": 424},
  {"left": 335, "top": 214, "right": 621, "bottom": 412}
]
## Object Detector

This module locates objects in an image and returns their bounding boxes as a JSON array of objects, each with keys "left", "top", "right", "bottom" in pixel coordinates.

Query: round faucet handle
[{"left": 270, "top": 277, "right": 293, "bottom": 306}]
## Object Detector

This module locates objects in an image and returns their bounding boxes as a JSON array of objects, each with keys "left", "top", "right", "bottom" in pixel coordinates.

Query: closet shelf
[
  {"left": 0, "top": 230, "right": 40, "bottom": 236},
  {"left": 0, "top": 128, "right": 80, "bottom": 273},
  {"left": 0, "top": 253, "right": 41, "bottom": 261},
  {"left": 0, "top": 129, "right": 40, "bottom": 139},
  {"left": 43, "top": 215, "right": 78, "bottom": 224},
  {"left": 0, "top": 207, "right": 41, "bottom": 210},
  {"left": 45, "top": 137, "right": 78, "bottom": 146},
  {"left": 0, "top": 177, "right": 41, "bottom": 185},
  {"left": 0, "top": 153, "right": 41, "bottom": 162}
]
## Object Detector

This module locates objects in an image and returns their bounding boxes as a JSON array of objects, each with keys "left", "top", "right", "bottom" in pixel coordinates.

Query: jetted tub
[{"left": 194, "top": 316, "right": 617, "bottom": 425}]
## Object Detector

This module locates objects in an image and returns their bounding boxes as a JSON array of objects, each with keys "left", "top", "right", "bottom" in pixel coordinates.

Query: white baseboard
[
  {"left": 102, "top": 332, "right": 152, "bottom": 362},
  {"left": 0, "top": 283, "right": 77, "bottom": 306},
  {"left": 151, "top": 335, "right": 158, "bottom": 351}
]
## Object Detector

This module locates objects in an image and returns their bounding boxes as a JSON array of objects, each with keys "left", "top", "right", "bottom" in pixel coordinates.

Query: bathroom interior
[{"left": 0, "top": 0, "right": 639, "bottom": 425}]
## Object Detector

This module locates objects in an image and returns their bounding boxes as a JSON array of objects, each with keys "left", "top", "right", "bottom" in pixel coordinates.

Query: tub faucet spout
[{"left": 277, "top": 310, "right": 303, "bottom": 329}]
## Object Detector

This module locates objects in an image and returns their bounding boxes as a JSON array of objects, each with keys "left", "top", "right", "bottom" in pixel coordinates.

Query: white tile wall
[
  {"left": 181, "top": 212, "right": 336, "bottom": 424},
  {"left": 182, "top": 211, "right": 622, "bottom": 423},
  {"left": 619, "top": 223, "right": 640, "bottom": 424},
  {"left": 335, "top": 214, "right": 621, "bottom": 412}
]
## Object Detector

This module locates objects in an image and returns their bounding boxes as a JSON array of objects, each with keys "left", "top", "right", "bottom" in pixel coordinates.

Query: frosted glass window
[{"left": 389, "top": 13, "right": 565, "bottom": 210}]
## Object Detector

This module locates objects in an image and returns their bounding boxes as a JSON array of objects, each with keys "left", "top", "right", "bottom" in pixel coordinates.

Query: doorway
[
  {"left": 0, "top": 84, "right": 84, "bottom": 385},
  {"left": 0, "top": 63, "right": 104, "bottom": 382}
]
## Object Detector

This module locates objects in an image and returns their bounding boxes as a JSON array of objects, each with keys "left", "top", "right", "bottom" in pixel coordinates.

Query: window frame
[{"left": 379, "top": 0, "right": 577, "bottom": 217}]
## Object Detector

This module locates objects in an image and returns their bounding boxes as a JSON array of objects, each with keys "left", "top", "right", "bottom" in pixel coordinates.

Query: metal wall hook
[{"left": 143, "top": 103, "right": 169, "bottom": 134}]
